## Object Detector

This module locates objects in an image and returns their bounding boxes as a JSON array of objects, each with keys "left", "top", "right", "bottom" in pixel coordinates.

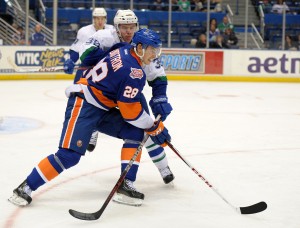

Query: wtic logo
[{"left": 129, "top": 68, "right": 143, "bottom": 79}]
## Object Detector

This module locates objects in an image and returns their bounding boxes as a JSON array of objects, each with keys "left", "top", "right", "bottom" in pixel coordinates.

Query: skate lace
[
  {"left": 124, "top": 179, "right": 137, "bottom": 192},
  {"left": 89, "top": 131, "right": 98, "bottom": 144},
  {"left": 159, "top": 166, "right": 172, "bottom": 178},
  {"left": 21, "top": 184, "right": 32, "bottom": 197}
]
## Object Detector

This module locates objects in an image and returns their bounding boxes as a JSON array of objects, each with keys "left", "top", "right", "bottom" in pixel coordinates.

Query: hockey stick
[
  {"left": 7, "top": 57, "right": 92, "bottom": 73},
  {"left": 69, "top": 116, "right": 161, "bottom": 221},
  {"left": 166, "top": 141, "right": 267, "bottom": 214}
]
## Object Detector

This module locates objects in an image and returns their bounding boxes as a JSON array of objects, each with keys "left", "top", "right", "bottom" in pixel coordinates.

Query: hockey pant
[
  {"left": 98, "top": 93, "right": 169, "bottom": 171},
  {"left": 26, "top": 94, "right": 144, "bottom": 191}
]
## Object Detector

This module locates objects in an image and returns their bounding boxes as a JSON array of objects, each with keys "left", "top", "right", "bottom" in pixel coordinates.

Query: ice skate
[
  {"left": 159, "top": 166, "right": 175, "bottom": 184},
  {"left": 87, "top": 130, "right": 98, "bottom": 152},
  {"left": 113, "top": 179, "right": 144, "bottom": 206},
  {"left": 8, "top": 180, "right": 32, "bottom": 206}
]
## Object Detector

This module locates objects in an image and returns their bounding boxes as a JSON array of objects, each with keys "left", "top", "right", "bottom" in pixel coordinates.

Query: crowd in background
[
  {"left": 11, "top": 23, "right": 46, "bottom": 46},
  {"left": 5, "top": 0, "right": 300, "bottom": 50},
  {"left": 193, "top": 16, "right": 239, "bottom": 49},
  {"left": 258, "top": 0, "right": 300, "bottom": 14},
  {"left": 150, "top": 0, "right": 223, "bottom": 12}
]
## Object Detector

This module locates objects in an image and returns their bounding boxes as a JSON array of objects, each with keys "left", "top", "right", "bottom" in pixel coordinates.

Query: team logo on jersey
[
  {"left": 77, "top": 140, "right": 83, "bottom": 147},
  {"left": 129, "top": 68, "right": 143, "bottom": 79}
]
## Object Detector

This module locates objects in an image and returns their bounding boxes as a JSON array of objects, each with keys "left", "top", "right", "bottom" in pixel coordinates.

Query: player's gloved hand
[
  {"left": 145, "top": 120, "right": 171, "bottom": 147},
  {"left": 64, "top": 59, "right": 75, "bottom": 74},
  {"left": 149, "top": 95, "right": 173, "bottom": 121}
]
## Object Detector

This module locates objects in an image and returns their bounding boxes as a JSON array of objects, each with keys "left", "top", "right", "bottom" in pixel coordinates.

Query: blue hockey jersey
[{"left": 76, "top": 43, "right": 154, "bottom": 129}]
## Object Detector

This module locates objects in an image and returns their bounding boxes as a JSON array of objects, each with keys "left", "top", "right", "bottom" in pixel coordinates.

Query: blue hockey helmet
[{"left": 131, "top": 28, "right": 162, "bottom": 49}]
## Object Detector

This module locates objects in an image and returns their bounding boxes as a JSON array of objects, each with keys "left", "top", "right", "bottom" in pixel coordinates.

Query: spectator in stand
[
  {"left": 279, "top": 35, "right": 298, "bottom": 50},
  {"left": 271, "top": 0, "right": 290, "bottom": 14},
  {"left": 191, "top": 0, "right": 204, "bottom": 11},
  {"left": 150, "top": 0, "right": 167, "bottom": 11},
  {"left": 195, "top": 33, "right": 207, "bottom": 48},
  {"left": 178, "top": 0, "right": 191, "bottom": 11},
  {"left": 208, "top": 23, "right": 220, "bottom": 42},
  {"left": 171, "top": 0, "right": 180, "bottom": 11},
  {"left": 297, "top": 34, "right": 300, "bottom": 50},
  {"left": 13, "top": 26, "right": 26, "bottom": 45},
  {"left": 222, "top": 28, "right": 238, "bottom": 48},
  {"left": 260, "top": 0, "right": 273, "bottom": 13},
  {"left": 210, "top": 35, "right": 229, "bottom": 48},
  {"left": 29, "top": 24, "right": 46, "bottom": 46},
  {"left": 218, "top": 16, "right": 234, "bottom": 33},
  {"left": 211, "top": 0, "right": 222, "bottom": 12},
  {"left": 210, "top": 18, "right": 218, "bottom": 27}
]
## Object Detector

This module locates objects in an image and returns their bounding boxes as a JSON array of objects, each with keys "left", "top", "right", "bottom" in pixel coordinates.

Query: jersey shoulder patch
[{"left": 129, "top": 68, "right": 144, "bottom": 79}]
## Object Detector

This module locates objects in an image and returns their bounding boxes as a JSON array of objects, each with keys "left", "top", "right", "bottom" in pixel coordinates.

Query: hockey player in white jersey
[
  {"left": 77, "top": 10, "right": 175, "bottom": 202},
  {"left": 63, "top": 7, "right": 114, "bottom": 75}
]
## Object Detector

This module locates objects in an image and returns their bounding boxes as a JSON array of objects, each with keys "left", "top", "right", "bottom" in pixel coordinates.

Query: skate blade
[
  {"left": 113, "top": 193, "right": 143, "bottom": 207},
  {"left": 167, "top": 181, "right": 175, "bottom": 187},
  {"left": 8, "top": 193, "right": 29, "bottom": 207}
]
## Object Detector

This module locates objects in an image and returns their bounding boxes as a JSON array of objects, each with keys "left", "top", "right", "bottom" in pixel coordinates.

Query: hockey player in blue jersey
[
  {"left": 64, "top": 10, "right": 174, "bottom": 186},
  {"left": 9, "top": 29, "right": 171, "bottom": 207}
]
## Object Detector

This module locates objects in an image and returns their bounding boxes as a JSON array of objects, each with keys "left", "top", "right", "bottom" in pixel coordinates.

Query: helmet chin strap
[{"left": 134, "top": 47, "right": 145, "bottom": 64}]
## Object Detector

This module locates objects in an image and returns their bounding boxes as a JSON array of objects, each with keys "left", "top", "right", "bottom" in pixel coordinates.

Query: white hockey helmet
[
  {"left": 114, "top": 9, "right": 139, "bottom": 29},
  {"left": 92, "top": 8, "right": 107, "bottom": 17}
]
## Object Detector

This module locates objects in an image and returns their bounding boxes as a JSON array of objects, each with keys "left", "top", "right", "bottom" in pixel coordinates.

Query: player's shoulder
[
  {"left": 104, "top": 24, "right": 115, "bottom": 31},
  {"left": 78, "top": 24, "right": 94, "bottom": 34}
]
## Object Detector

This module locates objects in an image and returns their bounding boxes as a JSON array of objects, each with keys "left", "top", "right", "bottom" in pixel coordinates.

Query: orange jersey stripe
[
  {"left": 90, "top": 86, "right": 117, "bottom": 108},
  {"left": 77, "top": 77, "right": 117, "bottom": 108},
  {"left": 38, "top": 157, "right": 59, "bottom": 181},
  {"left": 62, "top": 97, "right": 83, "bottom": 148},
  {"left": 130, "top": 49, "right": 142, "bottom": 66},
  {"left": 77, "top": 77, "right": 88, "bottom": 85},
  {"left": 121, "top": 148, "right": 142, "bottom": 162},
  {"left": 117, "top": 101, "right": 142, "bottom": 120}
]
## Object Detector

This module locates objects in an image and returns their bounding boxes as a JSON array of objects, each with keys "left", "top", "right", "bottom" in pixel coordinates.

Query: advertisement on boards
[
  {"left": 223, "top": 50, "right": 300, "bottom": 77},
  {"left": 0, "top": 46, "right": 299, "bottom": 82},
  {"left": 160, "top": 48, "right": 223, "bottom": 76}
]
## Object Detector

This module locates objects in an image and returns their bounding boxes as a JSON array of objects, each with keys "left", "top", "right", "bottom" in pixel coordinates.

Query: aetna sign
[{"left": 248, "top": 54, "right": 300, "bottom": 74}]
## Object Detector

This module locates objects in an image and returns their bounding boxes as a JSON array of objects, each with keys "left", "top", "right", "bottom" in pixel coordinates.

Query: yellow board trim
[
  {"left": 0, "top": 74, "right": 74, "bottom": 80},
  {"left": 167, "top": 75, "right": 300, "bottom": 83},
  {"left": 1, "top": 74, "right": 300, "bottom": 83}
]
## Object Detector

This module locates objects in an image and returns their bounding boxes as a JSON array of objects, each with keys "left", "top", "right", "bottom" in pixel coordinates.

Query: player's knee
[{"left": 55, "top": 148, "right": 82, "bottom": 169}]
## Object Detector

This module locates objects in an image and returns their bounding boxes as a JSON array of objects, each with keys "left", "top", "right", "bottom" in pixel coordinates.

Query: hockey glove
[
  {"left": 145, "top": 120, "right": 171, "bottom": 147},
  {"left": 64, "top": 59, "right": 75, "bottom": 74},
  {"left": 149, "top": 95, "right": 173, "bottom": 121}
]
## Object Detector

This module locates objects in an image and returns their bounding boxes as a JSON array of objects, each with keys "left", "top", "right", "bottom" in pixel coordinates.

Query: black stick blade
[
  {"left": 240, "top": 201, "right": 267, "bottom": 214},
  {"left": 69, "top": 209, "right": 100, "bottom": 221}
]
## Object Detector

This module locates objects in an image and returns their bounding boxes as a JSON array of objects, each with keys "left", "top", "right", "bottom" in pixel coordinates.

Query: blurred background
[{"left": 0, "top": 0, "right": 299, "bottom": 50}]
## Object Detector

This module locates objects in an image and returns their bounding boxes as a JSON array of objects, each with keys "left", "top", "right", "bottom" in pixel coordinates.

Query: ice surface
[{"left": 1, "top": 80, "right": 300, "bottom": 228}]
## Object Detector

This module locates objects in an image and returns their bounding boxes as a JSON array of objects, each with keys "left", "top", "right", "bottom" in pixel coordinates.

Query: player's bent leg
[
  {"left": 8, "top": 149, "right": 82, "bottom": 207},
  {"left": 145, "top": 137, "right": 175, "bottom": 184},
  {"left": 140, "top": 93, "right": 175, "bottom": 184},
  {"left": 113, "top": 139, "right": 145, "bottom": 206}
]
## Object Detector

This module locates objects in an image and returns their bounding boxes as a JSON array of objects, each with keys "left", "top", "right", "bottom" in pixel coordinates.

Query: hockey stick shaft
[
  {"left": 166, "top": 141, "right": 267, "bottom": 214},
  {"left": 69, "top": 116, "right": 161, "bottom": 220}
]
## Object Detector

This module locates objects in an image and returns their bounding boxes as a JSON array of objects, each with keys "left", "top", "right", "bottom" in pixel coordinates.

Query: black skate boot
[
  {"left": 8, "top": 180, "right": 32, "bottom": 206},
  {"left": 159, "top": 166, "right": 175, "bottom": 184},
  {"left": 113, "top": 179, "right": 144, "bottom": 206},
  {"left": 87, "top": 130, "right": 98, "bottom": 152}
]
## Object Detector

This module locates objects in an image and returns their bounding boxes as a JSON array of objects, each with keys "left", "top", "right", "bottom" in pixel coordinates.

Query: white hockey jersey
[
  {"left": 70, "top": 24, "right": 115, "bottom": 54},
  {"left": 79, "top": 28, "right": 167, "bottom": 82}
]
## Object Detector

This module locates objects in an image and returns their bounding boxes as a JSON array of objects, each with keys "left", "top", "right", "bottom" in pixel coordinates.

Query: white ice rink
[{"left": 1, "top": 80, "right": 300, "bottom": 228}]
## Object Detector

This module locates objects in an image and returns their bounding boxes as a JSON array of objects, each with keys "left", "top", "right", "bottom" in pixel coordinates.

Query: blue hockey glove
[
  {"left": 149, "top": 95, "right": 173, "bottom": 121},
  {"left": 145, "top": 120, "right": 171, "bottom": 147},
  {"left": 64, "top": 59, "right": 75, "bottom": 74}
]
